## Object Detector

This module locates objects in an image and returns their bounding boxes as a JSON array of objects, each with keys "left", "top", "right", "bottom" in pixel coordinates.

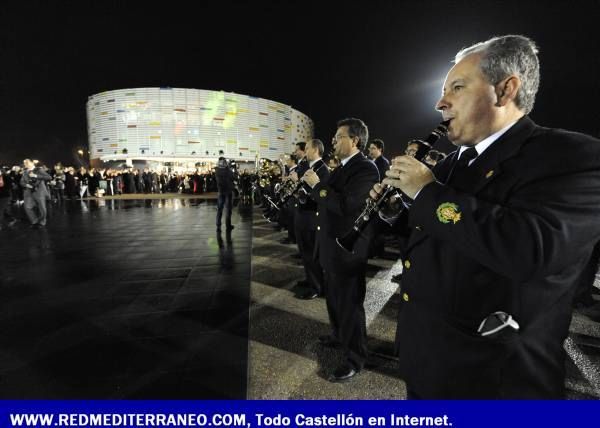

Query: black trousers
[
  {"left": 294, "top": 212, "right": 323, "bottom": 294},
  {"left": 324, "top": 268, "right": 368, "bottom": 370},
  {"left": 23, "top": 190, "right": 48, "bottom": 225},
  {"left": 216, "top": 192, "right": 233, "bottom": 228}
]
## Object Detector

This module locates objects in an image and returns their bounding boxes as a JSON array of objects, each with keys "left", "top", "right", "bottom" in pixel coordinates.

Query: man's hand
[
  {"left": 289, "top": 171, "right": 299, "bottom": 182},
  {"left": 302, "top": 170, "right": 320, "bottom": 188},
  {"left": 369, "top": 182, "right": 385, "bottom": 200},
  {"left": 385, "top": 155, "right": 435, "bottom": 199}
]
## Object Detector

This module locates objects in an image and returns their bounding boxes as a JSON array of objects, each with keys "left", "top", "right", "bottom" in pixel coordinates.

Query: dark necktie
[
  {"left": 446, "top": 146, "right": 478, "bottom": 183},
  {"left": 455, "top": 146, "right": 478, "bottom": 170}
]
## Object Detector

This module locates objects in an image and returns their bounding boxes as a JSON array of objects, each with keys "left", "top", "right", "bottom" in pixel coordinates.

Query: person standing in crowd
[
  {"left": 20, "top": 158, "right": 52, "bottom": 228},
  {"left": 87, "top": 168, "right": 99, "bottom": 197},
  {"left": 142, "top": 168, "right": 152, "bottom": 193},
  {"left": 303, "top": 118, "right": 380, "bottom": 382},
  {"left": 368, "top": 139, "right": 389, "bottom": 180},
  {"left": 215, "top": 157, "right": 235, "bottom": 232},
  {"left": 64, "top": 167, "right": 76, "bottom": 199},
  {"left": 293, "top": 139, "right": 330, "bottom": 300},
  {"left": 374, "top": 35, "right": 600, "bottom": 398},
  {"left": 53, "top": 163, "right": 66, "bottom": 203},
  {"left": 76, "top": 167, "right": 89, "bottom": 198}
]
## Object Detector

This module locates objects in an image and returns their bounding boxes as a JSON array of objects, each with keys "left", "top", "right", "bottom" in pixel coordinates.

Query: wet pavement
[
  {"left": 1, "top": 198, "right": 598, "bottom": 399},
  {"left": 0, "top": 199, "right": 253, "bottom": 398}
]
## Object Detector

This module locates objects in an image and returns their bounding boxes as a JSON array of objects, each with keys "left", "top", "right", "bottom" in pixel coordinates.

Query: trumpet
[{"left": 336, "top": 120, "right": 450, "bottom": 253}]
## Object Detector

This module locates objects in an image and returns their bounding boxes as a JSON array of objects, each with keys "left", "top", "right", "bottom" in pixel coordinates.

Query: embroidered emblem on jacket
[{"left": 436, "top": 202, "right": 461, "bottom": 224}]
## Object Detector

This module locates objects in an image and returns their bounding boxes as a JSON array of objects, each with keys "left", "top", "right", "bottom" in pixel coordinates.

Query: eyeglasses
[{"left": 333, "top": 135, "right": 353, "bottom": 142}]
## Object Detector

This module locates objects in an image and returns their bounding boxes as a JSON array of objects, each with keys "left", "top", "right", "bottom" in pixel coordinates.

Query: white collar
[
  {"left": 309, "top": 158, "right": 322, "bottom": 167},
  {"left": 341, "top": 150, "right": 360, "bottom": 166},
  {"left": 458, "top": 121, "right": 517, "bottom": 163}
]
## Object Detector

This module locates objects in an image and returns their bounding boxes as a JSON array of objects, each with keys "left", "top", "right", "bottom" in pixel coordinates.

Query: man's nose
[{"left": 435, "top": 94, "right": 449, "bottom": 111}]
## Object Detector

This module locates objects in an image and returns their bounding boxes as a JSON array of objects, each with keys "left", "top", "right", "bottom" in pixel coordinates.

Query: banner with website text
[{"left": 0, "top": 401, "right": 596, "bottom": 428}]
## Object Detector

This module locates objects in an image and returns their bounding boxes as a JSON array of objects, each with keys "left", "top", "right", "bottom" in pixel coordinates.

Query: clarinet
[{"left": 336, "top": 120, "right": 449, "bottom": 253}]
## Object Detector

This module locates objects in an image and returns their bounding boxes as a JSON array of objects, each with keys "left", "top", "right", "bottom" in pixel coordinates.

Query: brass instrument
[
  {"left": 256, "top": 158, "right": 282, "bottom": 188},
  {"left": 262, "top": 154, "right": 330, "bottom": 222},
  {"left": 336, "top": 121, "right": 450, "bottom": 253}
]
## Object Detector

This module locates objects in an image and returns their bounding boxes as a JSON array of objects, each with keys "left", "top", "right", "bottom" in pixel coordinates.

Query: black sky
[{"left": 1, "top": 0, "right": 600, "bottom": 165}]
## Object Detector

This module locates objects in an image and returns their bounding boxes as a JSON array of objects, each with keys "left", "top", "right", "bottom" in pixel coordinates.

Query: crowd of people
[
  {"left": 0, "top": 164, "right": 257, "bottom": 200},
  {"left": 0, "top": 161, "right": 259, "bottom": 230}
]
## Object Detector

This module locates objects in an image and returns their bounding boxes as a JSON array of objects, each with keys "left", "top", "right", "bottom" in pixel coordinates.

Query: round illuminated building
[{"left": 86, "top": 87, "right": 313, "bottom": 169}]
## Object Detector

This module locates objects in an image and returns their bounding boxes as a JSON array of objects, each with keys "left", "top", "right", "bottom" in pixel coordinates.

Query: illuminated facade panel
[{"left": 87, "top": 88, "right": 313, "bottom": 163}]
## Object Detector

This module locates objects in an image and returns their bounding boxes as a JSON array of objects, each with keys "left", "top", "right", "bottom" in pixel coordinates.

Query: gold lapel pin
[{"left": 486, "top": 170, "right": 494, "bottom": 179}]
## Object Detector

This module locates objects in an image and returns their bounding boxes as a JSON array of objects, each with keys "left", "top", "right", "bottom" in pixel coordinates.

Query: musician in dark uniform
[
  {"left": 303, "top": 118, "right": 380, "bottom": 382},
  {"left": 374, "top": 35, "right": 600, "bottom": 398},
  {"left": 283, "top": 143, "right": 308, "bottom": 245},
  {"left": 278, "top": 155, "right": 298, "bottom": 244},
  {"left": 368, "top": 139, "right": 389, "bottom": 179},
  {"left": 293, "top": 139, "right": 330, "bottom": 300},
  {"left": 367, "top": 139, "right": 389, "bottom": 258}
]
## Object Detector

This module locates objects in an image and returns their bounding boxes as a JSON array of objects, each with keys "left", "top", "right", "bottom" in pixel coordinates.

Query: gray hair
[
  {"left": 455, "top": 35, "right": 540, "bottom": 115},
  {"left": 308, "top": 138, "right": 325, "bottom": 156}
]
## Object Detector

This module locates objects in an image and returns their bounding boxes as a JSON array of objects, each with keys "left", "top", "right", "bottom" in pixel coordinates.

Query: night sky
[{"left": 2, "top": 0, "right": 600, "bottom": 166}]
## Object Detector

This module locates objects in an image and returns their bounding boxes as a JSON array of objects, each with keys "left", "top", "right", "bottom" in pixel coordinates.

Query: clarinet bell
[{"left": 336, "top": 227, "right": 360, "bottom": 253}]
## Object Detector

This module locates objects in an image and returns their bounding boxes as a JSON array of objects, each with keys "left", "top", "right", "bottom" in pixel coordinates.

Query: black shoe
[
  {"left": 318, "top": 335, "right": 341, "bottom": 348},
  {"left": 328, "top": 365, "right": 359, "bottom": 383},
  {"left": 293, "top": 280, "right": 309, "bottom": 290},
  {"left": 297, "top": 290, "right": 318, "bottom": 300}
]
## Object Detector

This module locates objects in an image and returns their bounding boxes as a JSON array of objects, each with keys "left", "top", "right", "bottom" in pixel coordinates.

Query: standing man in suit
[
  {"left": 303, "top": 118, "right": 380, "bottom": 382},
  {"left": 20, "top": 158, "right": 52, "bottom": 228},
  {"left": 374, "top": 35, "right": 600, "bottom": 398},
  {"left": 293, "top": 139, "right": 330, "bottom": 300},
  {"left": 215, "top": 157, "right": 235, "bottom": 232}
]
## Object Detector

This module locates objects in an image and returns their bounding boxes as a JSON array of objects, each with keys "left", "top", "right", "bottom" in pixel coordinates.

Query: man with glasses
[
  {"left": 373, "top": 35, "right": 600, "bottom": 398},
  {"left": 303, "top": 118, "right": 379, "bottom": 382}
]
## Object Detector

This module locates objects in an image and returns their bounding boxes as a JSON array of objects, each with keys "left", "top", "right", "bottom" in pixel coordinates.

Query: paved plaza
[{"left": 0, "top": 198, "right": 598, "bottom": 398}]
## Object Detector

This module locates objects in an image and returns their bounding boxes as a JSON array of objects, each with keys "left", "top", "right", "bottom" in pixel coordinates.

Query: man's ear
[{"left": 495, "top": 75, "right": 521, "bottom": 107}]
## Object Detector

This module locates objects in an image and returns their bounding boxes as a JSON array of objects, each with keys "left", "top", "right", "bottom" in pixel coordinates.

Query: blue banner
[{"left": 0, "top": 401, "right": 598, "bottom": 428}]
